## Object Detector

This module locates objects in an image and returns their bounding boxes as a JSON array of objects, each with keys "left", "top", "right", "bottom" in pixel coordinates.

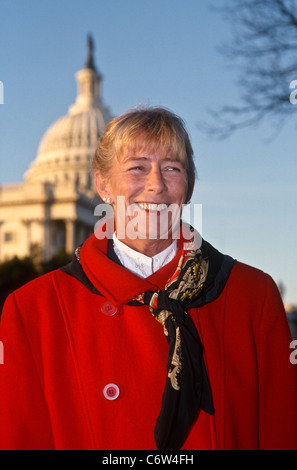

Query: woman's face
[{"left": 95, "top": 145, "right": 192, "bottom": 256}]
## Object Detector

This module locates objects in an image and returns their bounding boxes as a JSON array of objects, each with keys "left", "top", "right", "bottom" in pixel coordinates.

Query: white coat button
[
  {"left": 101, "top": 301, "right": 118, "bottom": 316},
  {"left": 103, "top": 383, "right": 120, "bottom": 401}
]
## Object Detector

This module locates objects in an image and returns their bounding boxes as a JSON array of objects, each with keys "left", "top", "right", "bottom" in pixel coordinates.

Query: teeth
[{"left": 138, "top": 203, "right": 168, "bottom": 211}]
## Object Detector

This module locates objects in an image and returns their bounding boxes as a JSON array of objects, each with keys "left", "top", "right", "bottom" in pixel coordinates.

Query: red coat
[{"left": 1, "top": 234, "right": 297, "bottom": 450}]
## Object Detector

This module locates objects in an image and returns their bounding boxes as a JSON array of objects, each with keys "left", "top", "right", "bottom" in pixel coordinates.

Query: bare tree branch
[{"left": 204, "top": 0, "right": 297, "bottom": 138}]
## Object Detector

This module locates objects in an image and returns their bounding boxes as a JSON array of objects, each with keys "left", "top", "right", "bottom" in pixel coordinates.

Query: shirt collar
[{"left": 112, "top": 233, "right": 178, "bottom": 277}]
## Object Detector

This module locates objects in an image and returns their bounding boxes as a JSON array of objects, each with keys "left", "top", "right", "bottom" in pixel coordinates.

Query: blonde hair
[{"left": 93, "top": 106, "right": 196, "bottom": 184}]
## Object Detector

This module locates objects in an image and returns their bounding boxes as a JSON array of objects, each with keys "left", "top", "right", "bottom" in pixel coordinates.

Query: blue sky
[{"left": 0, "top": 0, "right": 296, "bottom": 304}]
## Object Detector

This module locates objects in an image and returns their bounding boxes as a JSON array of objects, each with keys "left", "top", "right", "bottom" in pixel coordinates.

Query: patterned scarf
[{"left": 132, "top": 246, "right": 215, "bottom": 450}]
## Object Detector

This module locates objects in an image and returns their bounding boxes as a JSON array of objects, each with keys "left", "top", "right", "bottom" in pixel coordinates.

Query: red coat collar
[{"left": 79, "top": 234, "right": 184, "bottom": 306}]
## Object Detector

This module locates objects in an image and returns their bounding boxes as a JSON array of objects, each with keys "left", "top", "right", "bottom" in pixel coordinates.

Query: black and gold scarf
[{"left": 130, "top": 246, "right": 214, "bottom": 449}]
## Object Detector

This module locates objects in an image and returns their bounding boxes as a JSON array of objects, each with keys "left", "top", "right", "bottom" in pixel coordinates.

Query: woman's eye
[
  {"left": 164, "top": 166, "right": 181, "bottom": 172},
  {"left": 128, "top": 166, "right": 143, "bottom": 171}
]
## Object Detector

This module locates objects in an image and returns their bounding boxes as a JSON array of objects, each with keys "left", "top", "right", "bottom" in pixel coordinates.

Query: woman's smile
[{"left": 136, "top": 202, "right": 169, "bottom": 212}]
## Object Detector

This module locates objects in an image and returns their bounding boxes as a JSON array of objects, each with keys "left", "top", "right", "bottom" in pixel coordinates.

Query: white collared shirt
[{"left": 112, "top": 233, "right": 178, "bottom": 278}]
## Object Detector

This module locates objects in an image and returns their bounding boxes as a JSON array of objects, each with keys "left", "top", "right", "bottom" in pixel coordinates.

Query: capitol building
[{"left": 0, "top": 38, "right": 113, "bottom": 262}]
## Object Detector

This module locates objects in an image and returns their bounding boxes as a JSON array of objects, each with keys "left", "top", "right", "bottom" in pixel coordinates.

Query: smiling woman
[
  {"left": 94, "top": 107, "right": 195, "bottom": 256},
  {"left": 0, "top": 106, "right": 297, "bottom": 451},
  {"left": 96, "top": 149, "right": 189, "bottom": 255}
]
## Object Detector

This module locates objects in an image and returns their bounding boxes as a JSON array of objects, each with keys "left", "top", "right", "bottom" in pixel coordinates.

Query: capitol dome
[{"left": 25, "top": 37, "right": 113, "bottom": 193}]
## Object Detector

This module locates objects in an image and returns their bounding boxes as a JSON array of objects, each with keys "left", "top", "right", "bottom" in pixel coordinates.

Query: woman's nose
[{"left": 146, "top": 167, "right": 167, "bottom": 193}]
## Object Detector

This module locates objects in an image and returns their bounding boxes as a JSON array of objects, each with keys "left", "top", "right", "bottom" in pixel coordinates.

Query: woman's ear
[{"left": 94, "top": 172, "right": 113, "bottom": 204}]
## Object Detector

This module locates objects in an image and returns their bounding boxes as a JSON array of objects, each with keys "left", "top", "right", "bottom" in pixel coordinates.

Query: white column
[
  {"left": 21, "top": 220, "right": 32, "bottom": 257},
  {"left": 43, "top": 219, "right": 51, "bottom": 261},
  {"left": 65, "top": 219, "right": 76, "bottom": 254}
]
